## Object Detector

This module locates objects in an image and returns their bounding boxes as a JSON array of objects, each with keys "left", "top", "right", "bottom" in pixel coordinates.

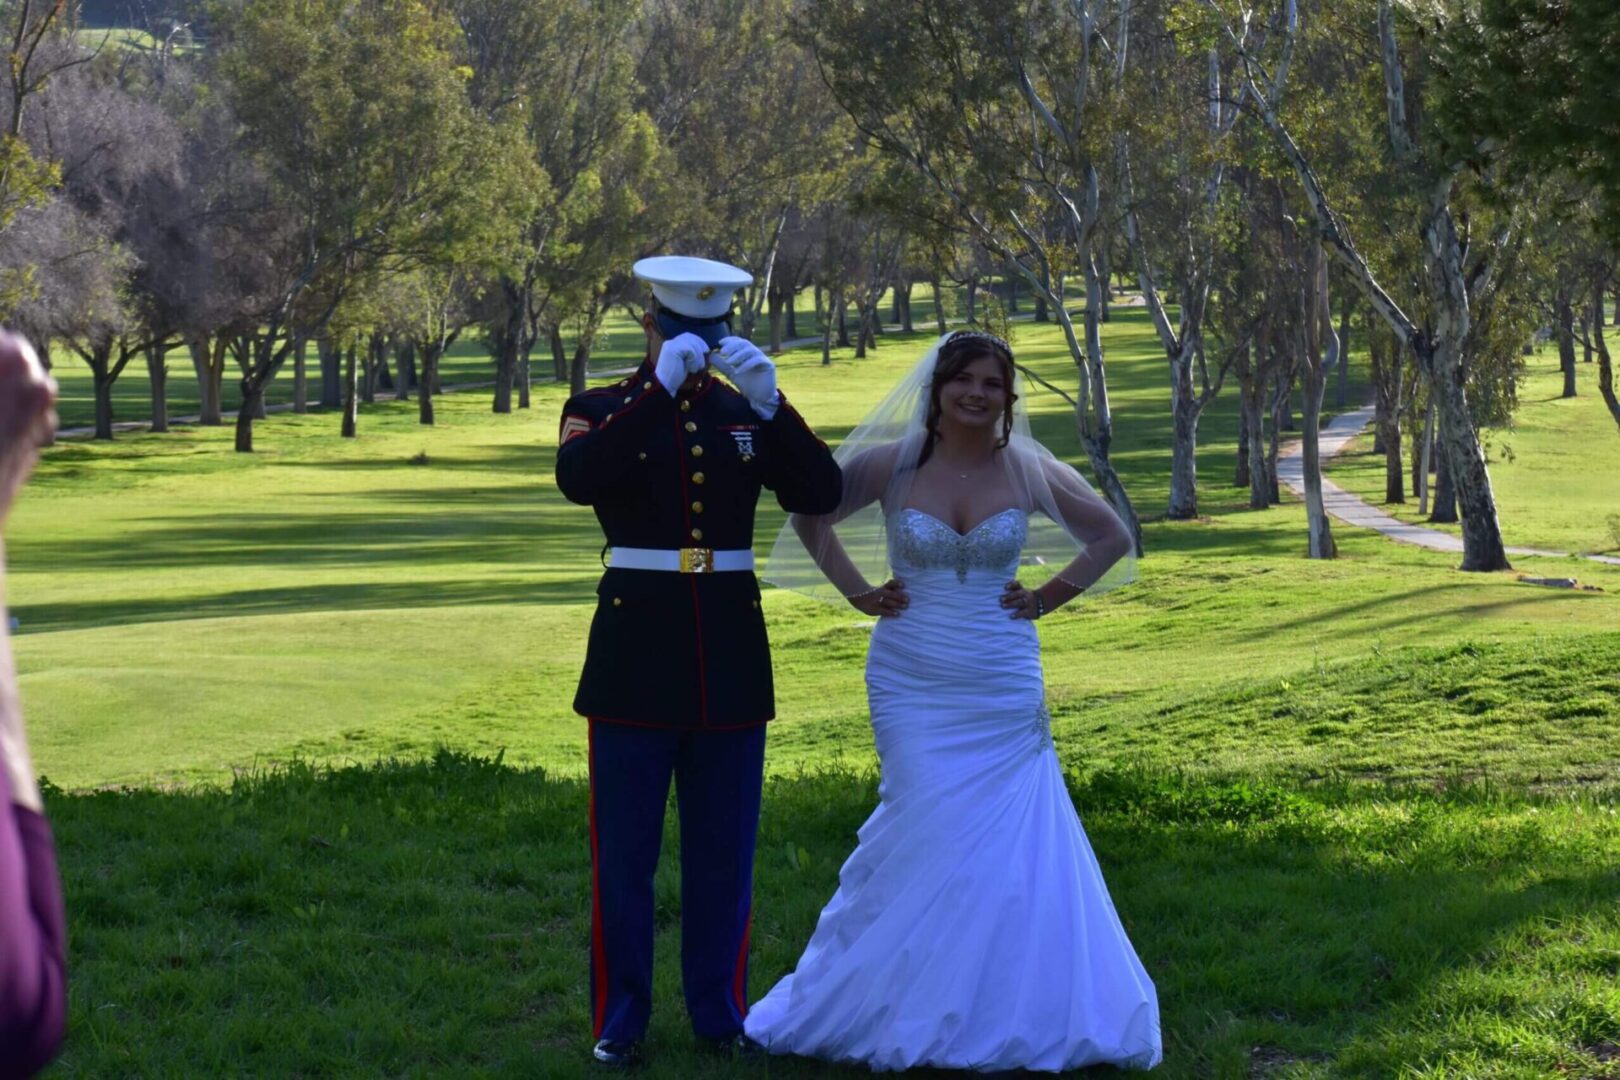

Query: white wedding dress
[{"left": 746, "top": 508, "right": 1162, "bottom": 1072}]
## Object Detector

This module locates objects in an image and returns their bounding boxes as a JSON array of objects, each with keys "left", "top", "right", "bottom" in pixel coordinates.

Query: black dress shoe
[{"left": 592, "top": 1039, "right": 644, "bottom": 1070}]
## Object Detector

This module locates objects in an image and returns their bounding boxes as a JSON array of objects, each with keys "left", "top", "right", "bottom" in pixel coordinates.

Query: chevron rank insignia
[{"left": 559, "top": 414, "right": 594, "bottom": 445}]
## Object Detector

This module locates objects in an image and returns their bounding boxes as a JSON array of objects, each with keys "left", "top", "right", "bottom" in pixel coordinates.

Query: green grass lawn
[
  {"left": 11, "top": 308, "right": 1620, "bottom": 1076},
  {"left": 1324, "top": 344, "right": 1620, "bottom": 559}
]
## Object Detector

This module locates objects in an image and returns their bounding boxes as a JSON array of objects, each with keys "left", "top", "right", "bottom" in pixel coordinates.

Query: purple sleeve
[{"left": 0, "top": 766, "right": 67, "bottom": 1080}]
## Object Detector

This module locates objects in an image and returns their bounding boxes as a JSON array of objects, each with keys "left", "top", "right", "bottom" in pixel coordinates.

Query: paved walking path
[{"left": 1277, "top": 405, "right": 1620, "bottom": 567}]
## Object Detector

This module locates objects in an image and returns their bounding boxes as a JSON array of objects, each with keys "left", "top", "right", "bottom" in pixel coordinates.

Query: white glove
[
  {"left": 713, "top": 336, "right": 779, "bottom": 419},
  {"left": 654, "top": 332, "right": 709, "bottom": 396}
]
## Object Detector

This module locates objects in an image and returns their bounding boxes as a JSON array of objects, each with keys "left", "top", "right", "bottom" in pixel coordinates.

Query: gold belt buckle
[{"left": 680, "top": 547, "right": 715, "bottom": 574}]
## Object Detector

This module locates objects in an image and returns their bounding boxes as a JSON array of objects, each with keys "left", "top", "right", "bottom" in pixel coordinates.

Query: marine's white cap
[{"left": 633, "top": 256, "right": 753, "bottom": 319}]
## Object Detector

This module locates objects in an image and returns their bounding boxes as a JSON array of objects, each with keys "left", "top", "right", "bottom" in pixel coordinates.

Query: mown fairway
[
  {"left": 1325, "top": 350, "right": 1620, "bottom": 559},
  {"left": 13, "top": 310, "right": 1620, "bottom": 1077}
]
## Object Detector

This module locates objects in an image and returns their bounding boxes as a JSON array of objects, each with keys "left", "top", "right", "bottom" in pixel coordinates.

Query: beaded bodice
[{"left": 889, "top": 508, "right": 1027, "bottom": 583}]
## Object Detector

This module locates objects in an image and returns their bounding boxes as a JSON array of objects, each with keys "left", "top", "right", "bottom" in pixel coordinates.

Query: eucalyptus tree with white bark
[
  {"left": 1120, "top": 28, "right": 1244, "bottom": 520},
  {"left": 1206, "top": 0, "right": 1519, "bottom": 571},
  {"left": 801, "top": 0, "right": 1144, "bottom": 551}
]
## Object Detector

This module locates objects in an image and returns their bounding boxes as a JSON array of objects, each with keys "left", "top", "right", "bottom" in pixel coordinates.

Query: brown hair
[{"left": 919, "top": 331, "right": 1017, "bottom": 467}]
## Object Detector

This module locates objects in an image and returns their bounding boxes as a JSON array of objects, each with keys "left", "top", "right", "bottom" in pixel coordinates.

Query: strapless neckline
[{"left": 895, "top": 506, "right": 1023, "bottom": 538}]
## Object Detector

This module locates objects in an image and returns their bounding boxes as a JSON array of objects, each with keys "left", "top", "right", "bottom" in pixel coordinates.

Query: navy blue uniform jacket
[{"left": 556, "top": 358, "right": 842, "bottom": 728}]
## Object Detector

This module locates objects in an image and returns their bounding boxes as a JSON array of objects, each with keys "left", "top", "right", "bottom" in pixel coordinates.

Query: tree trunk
[
  {"left": 1005, "top": 273, "right": 1018, "bottom": 314},
  {"left": 569, "top": 340, "right": 590, "bottom": 397},
  {"left": 549, "top": 323, "right": 566, "bottom": 382},
  {"left": 1429, "top": 438, "right": 1458, "bottom": 524},
  {"left": 90, "top": 344, "right": 115, "bottom": 441},
  {"left": 835, "top": 296, "right": 850, "bottom": 348},
  {"left": 394, "top": 342, "right": 414, "bottom": 404},
  {"left": 899, "top": 279, "right": 914, "bottom": 332},
  {"left": 418, "top": 344, "right": 439, "bottom": 426},
  {"left": 1425, "top": 356, "right": 1507, "bottom": 567},
  {"left": 1234, "top": 411, "right": 1250, "bottom": 488},
  {"left": 189, "top": 336, "right": 222, "bottom": 425},
  {"left": 492, "top": 280, "right": 524, "bottom": 414},
  {"left": 1592, "top": 301, "right": 1620, "bottom": 433},
  {"left": 1244, "top": 374, "right": 1270, "bottom": 508},
  {"left": 518, "top": 351, "right": 532, "bottom": 409},
  {"left": 1082, "top": 439, "right": 1140, "bottom": 556},
  {"left": 1335, "top": 294, "right": 1353, "bottom": 409},
  {"left": 1095, "top": 247, "right": 1111, "bottom": 323},
  {"left": 234, "top": 385, "right": 261, "bottom": 452},
  {"left": 1371, "top": 332, "right": 1404, "bottom": 502},
  {"left": 853, "top": 302, "right": 870, "bottom": 359},
  {"left": 1234, "top": 344, "right": 1252, "bottom": 489},
  {"left": 784, "top": 292, "right": 799, "bottom": 340},
  {"left": 292, "top": 338, "right": 309, "bottom": 413},
  {"left": 1381, "top": 413, "right": 1405, "bottom": 504},
  {"left": 1267, "top": 371, "right": 1286, "bottom": 505},
  {"left": 342, "top": 345, "right": 359, "bottom": 438},
  {"left": 318, "top": 336, "right": 342, "bottom": 408},
  {"left": 147, "top": 345, "right": 169, "bottom": 434},
  {"left": 1166, "top": 342, "right": 1201, "bottom": 520},
  {"left": 1301, "top": 368, "right": 1336, "bottom": 558},
  {"left": 932, "top": 278, "right": 947, "bottom": 334},
  {"left": 366, "top": 333, "right": 389, "bottom": 403},
  {"left": 963, "top": 276, "right": 978, "bottom": 325},
  {"left": 1416, "top": 401, "right": 1434, "bottom": 515},
  {"left": 768, "top": 287, "right": 786, "bottom": 353},
  {"left": 1557, "top": 289, "right": 1578, "bottom": 398},
  {"left": 1295, "top": 252, "right": 1339, "bottom": 557},
  {"left": 821, "top": 289, "right": 835, "bottom": 366}
]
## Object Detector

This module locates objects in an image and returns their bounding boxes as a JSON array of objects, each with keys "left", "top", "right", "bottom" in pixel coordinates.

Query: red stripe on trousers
[
  {"left": 732, "top": 909, "right": 753, "bottom": 1018},
  {"left": 588, "top": 727, "right": 609, "bottom": 1037}
]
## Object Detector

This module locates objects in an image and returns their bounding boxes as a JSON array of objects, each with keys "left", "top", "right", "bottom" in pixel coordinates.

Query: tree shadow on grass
[
  {"left": 12, "top": 575, "right": 602, "bottom": 635},
  {"left": 40, "top": 755, "right": 1620, "bottom": 1078}
]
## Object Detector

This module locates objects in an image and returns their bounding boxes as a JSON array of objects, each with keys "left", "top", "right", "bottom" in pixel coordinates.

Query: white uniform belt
[{"left": 609, "top": 547, "right": 755, "bottom": 573}]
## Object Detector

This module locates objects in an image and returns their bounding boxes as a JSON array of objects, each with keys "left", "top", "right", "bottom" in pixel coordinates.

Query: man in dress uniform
[{"left": 555, "top": 256, "right": 842, "bottom": 1069}]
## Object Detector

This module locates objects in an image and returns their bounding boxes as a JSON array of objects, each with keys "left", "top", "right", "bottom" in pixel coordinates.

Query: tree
[
  {"left": 36, "top": 41, "right": 199, "bottom": 438},
  {"left": 212, "top": 0, "right": 535, "bottom": 451},
  {"left": 1209, "top": 0, "right": 1524, "bottom": 571},
  {"left": 0, "top": 1, "right": 81, "bottom": 241},
  {"left": 802, "top": 0, "right": 1144, "bottom": 551},
  {"left": 1434, "top": 0, "right": 1620, "bottom": 243},
  {"left": 1119, "top": 17, "right": 1244, "bottom": 519},
  {"left": 452, "top": 0, "right": 638, "bottom": 413},
  {"left": 634, "top": 0, "right": 849, "bottom": 343}
]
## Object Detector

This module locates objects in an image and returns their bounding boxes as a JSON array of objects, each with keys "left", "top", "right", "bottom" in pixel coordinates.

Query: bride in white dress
[{"left": 750, "top": 330, "right": 1162, "bottom": 1072}]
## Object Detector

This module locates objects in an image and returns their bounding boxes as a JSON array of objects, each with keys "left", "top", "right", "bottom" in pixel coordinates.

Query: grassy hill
[{"left": 12, "top": 309, "right": 1619, "bottom": 1077}]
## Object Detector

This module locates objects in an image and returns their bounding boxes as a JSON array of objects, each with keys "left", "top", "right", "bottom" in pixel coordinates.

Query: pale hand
[
  {"left": 713, "top": 336, "right": 779, "bottom": 419},
  {"left": 654, "top": 332, "right": 710, "bottom": 396},
  {"left": 850, "top": 579, "right": 908, "bottom": 618}
]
